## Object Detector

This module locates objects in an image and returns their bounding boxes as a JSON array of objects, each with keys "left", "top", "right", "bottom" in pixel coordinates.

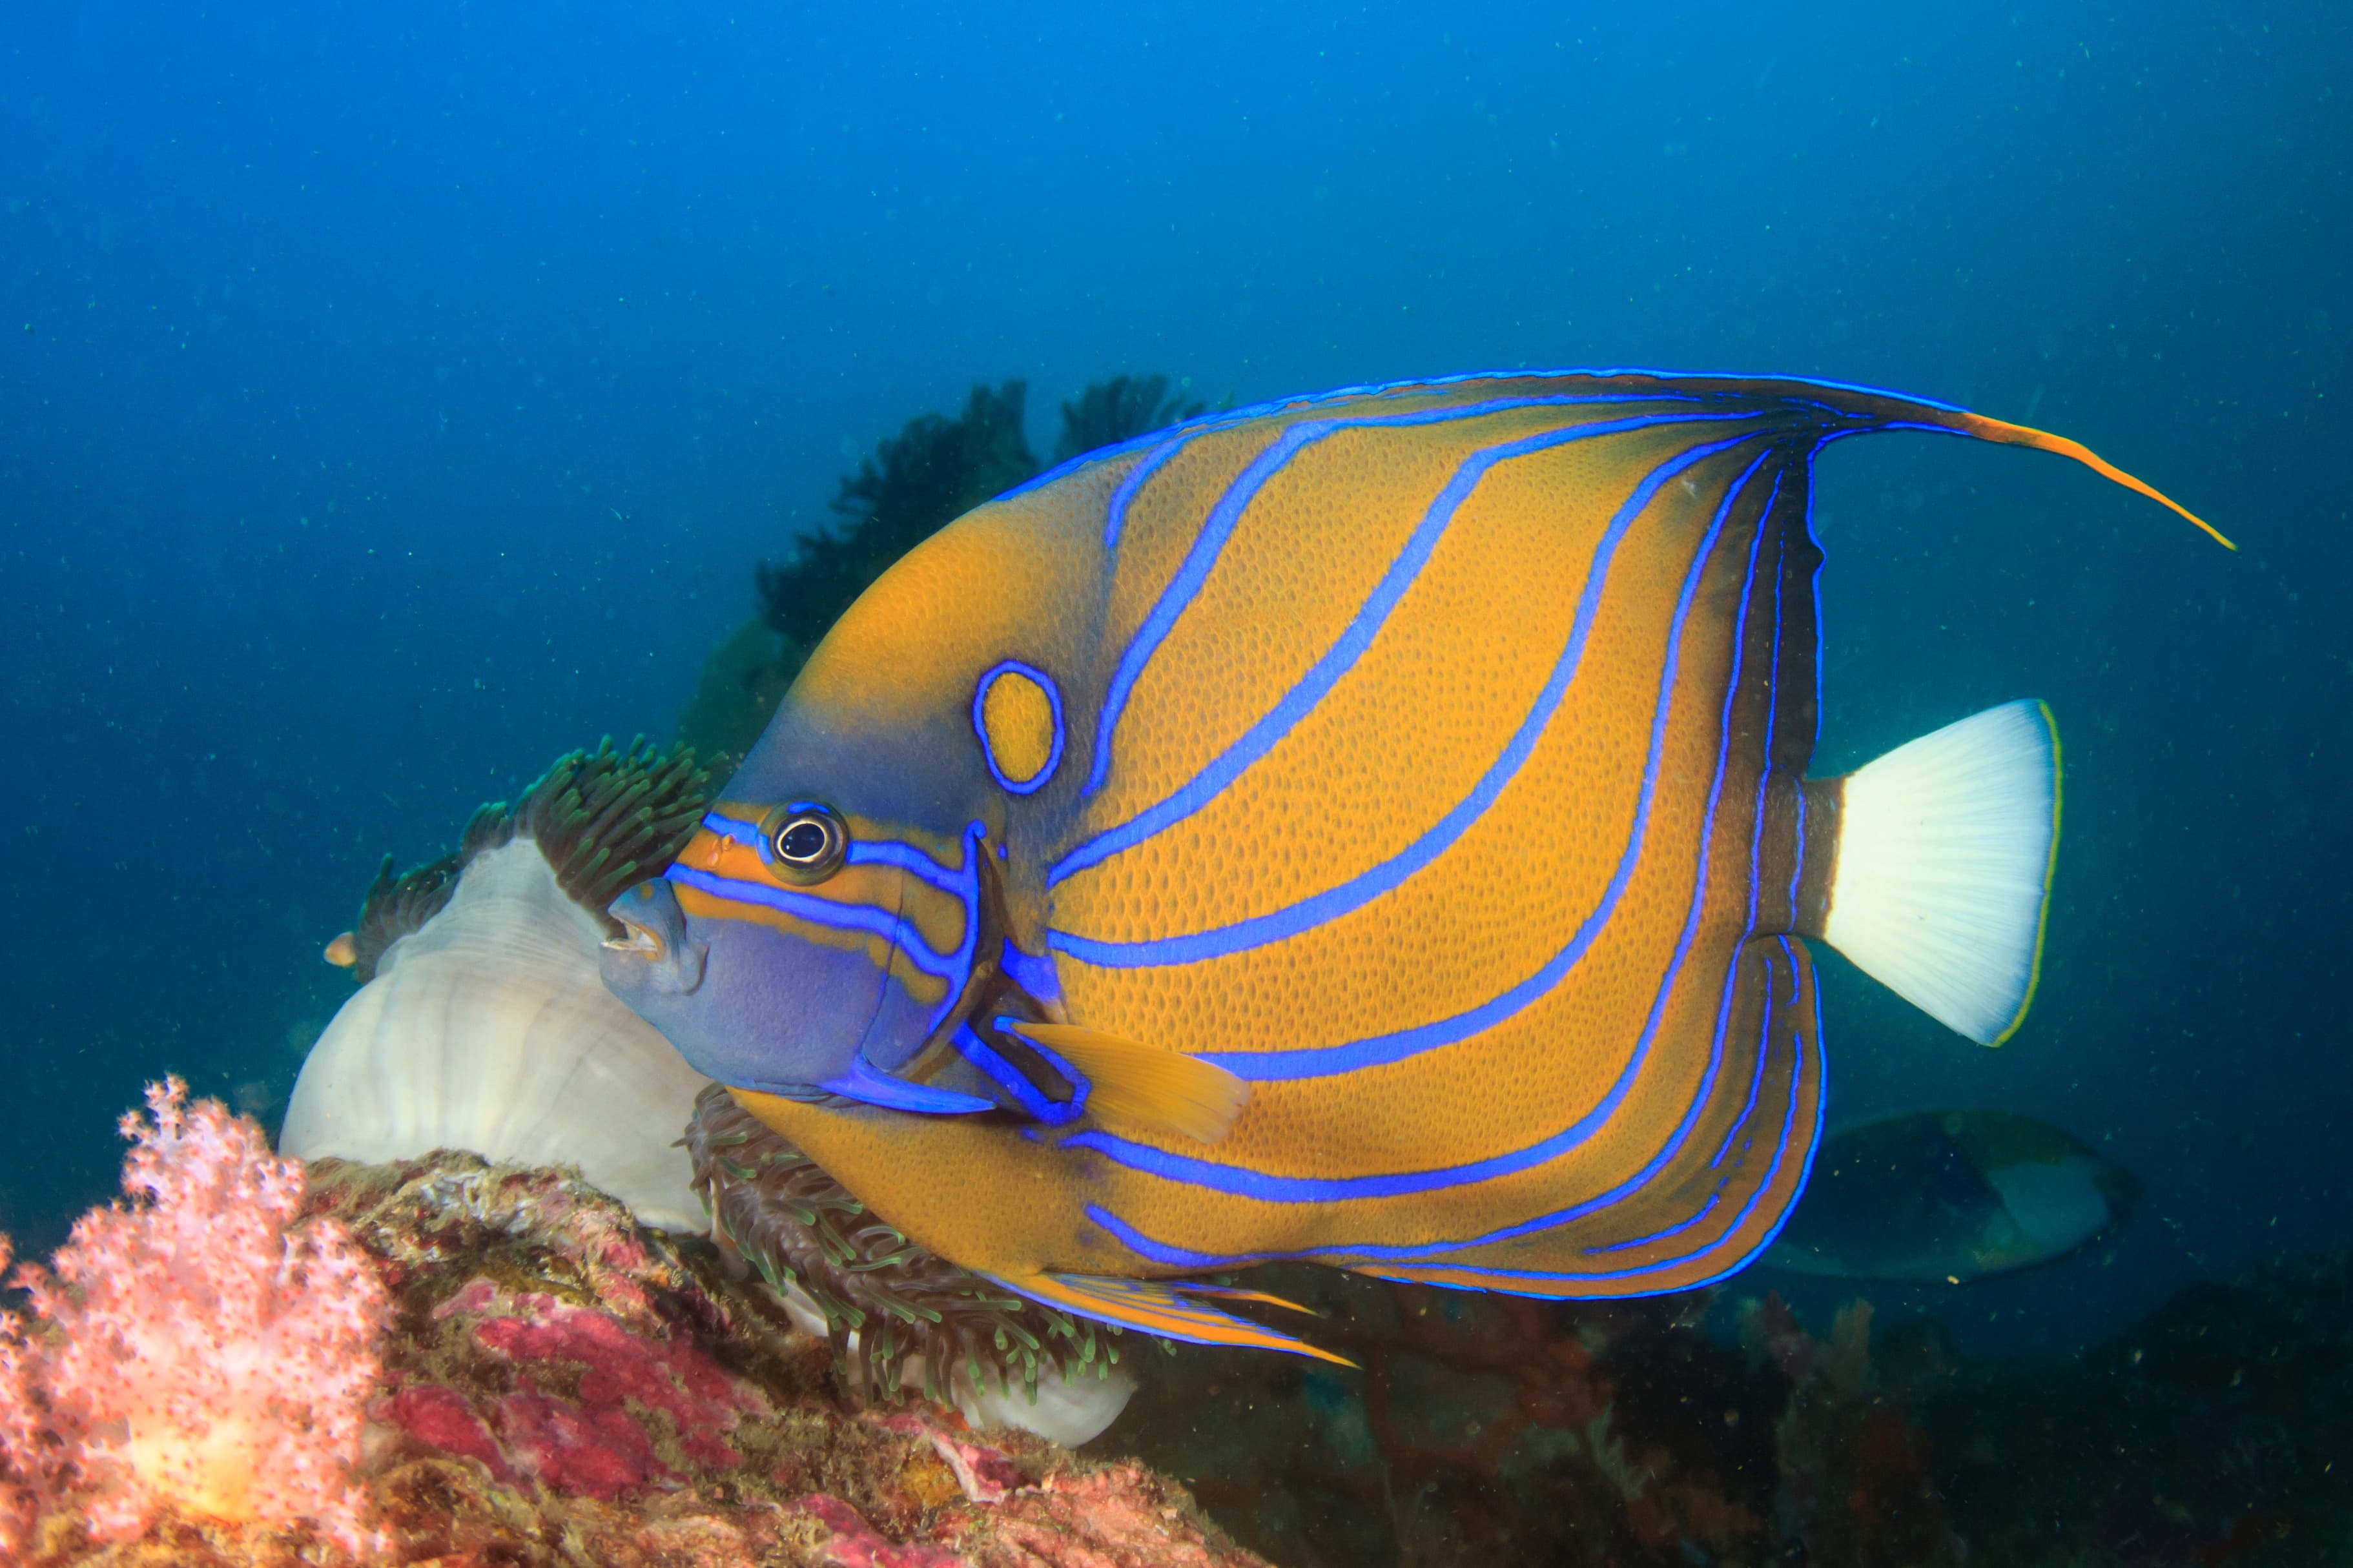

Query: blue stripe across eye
[
  {"left": 692, "top": 815, "right": 983, "bottom": 1028},
  {"left": 1053, "top": 428, "right": 1772, "bottom": 972}
]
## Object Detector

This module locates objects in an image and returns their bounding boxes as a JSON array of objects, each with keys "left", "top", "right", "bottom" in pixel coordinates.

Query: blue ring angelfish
[{"left": 972, "top": 660, "right": 1065, "bottom": 795}]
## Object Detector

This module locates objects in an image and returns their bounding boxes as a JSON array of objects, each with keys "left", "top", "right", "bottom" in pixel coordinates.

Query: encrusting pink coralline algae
[{"left": 0, "top": 1077, "right": 390, "bottom": 1560}]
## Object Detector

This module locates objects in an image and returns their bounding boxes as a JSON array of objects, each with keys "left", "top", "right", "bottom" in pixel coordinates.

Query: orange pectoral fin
[
  {"left": 1007, "top": 1021, "right": 1249, "bottom": 1143},
  {"left": 987, "top": 1270, "right": 1356, "bottom": 1366}
]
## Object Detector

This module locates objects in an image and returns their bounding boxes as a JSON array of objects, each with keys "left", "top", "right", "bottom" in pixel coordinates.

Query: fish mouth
[{"left": 602, "top": 911, "right": 668, "bottom": 962}]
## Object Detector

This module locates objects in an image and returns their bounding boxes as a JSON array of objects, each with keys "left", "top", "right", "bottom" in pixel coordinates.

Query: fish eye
[{"left": 763, "top": 804, "right": 848, "bottom": 883}]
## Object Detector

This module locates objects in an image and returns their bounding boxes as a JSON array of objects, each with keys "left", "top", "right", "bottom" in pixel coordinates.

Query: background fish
[
  {"left": 604, "top": 369, "right": 2215, "bottom": 1358},
  {"left": 1763, "top": 1109, "right": 2140, "bottom": 1283}
]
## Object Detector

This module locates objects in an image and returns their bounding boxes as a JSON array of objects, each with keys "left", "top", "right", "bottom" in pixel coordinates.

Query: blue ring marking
[
  {"left": 1079, "top": 392, "right": 1710, "bottom": 800},
  {"left": 972, "top": 660, "right": 1067, "bottom": 796},
  {"left": 1198, "top": 447, "right": 1780, "bottom": 1081},
  {"left": 1049, "top": 409, "right": 1764, "bottom": 890},
  {"left": 1053, "top": 428, "right": 1772, "bottom": 973},
  {"left": 818, "top": 1051, "right": 997, "bottom": 1115},
  {"left": 1084, "top": 939, "right": 1824, "bottom": 1286},
  {"left": 662, "top": 863, "right": 961, "bottom": 980},
  {"left": 1058, "top": 448, "right": 1771, "bottom": 1200}
]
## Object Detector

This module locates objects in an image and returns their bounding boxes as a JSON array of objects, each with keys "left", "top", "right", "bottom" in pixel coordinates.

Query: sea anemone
[
  {"left": 282, "top": 738, "right": 715, "bottom": 1233},
  {"left": 685, "top": 1084, "right": 1139, "bottom": 1446}
]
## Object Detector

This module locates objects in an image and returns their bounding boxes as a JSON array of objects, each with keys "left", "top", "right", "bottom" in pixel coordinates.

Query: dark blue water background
[{"left": 3, "top": 3, "right": 2344, "bottom": 1357}]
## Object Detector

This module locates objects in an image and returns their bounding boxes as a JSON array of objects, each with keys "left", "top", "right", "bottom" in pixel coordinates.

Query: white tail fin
[{"left": 1821, "top": 700, "right": 2060, "bottom": 1045}]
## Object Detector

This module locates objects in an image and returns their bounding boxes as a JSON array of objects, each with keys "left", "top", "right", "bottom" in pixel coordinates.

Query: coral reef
[
  {"left": 1107, "top": 1252, "right": 2353, "bottom": 1568},
  {"left": 0, "top": 1080, "right": 389, "bottom": 1560},
  {"left": 283, "top": 740, "right": 716, "bottom": 1233},
  {"left": 1744, "top": 1294, "right": 1964, "bottom": 1567},
  {"left": 3, "top": 1093, "right": 1270, "bottom": 1567},
  {"left": 1115, "top": 1268, "right": 1780, "bottom": 1568},
  {"left": 1049, "top": 374, "right": 1205, "bottom": 464}
]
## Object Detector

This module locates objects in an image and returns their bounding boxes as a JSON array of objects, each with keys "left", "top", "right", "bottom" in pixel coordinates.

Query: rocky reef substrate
[{"left": 14, "top": 1145, "right": 1260, "bottom": 1568}]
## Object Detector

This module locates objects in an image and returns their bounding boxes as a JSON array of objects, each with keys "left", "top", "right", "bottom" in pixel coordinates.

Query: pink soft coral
[{"left": 0, "top": 1079, "right": 390, "bottom": 1557}]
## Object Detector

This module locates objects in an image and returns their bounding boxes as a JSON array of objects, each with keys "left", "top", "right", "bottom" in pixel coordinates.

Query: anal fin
[{"left": 988, "top": 1270, "right": 1354, "bottom": 1365}]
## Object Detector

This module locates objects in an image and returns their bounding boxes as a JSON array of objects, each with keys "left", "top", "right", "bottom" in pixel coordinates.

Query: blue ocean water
[{"left": 1, "top": 0, "right": 2343, "bottom": 1390}]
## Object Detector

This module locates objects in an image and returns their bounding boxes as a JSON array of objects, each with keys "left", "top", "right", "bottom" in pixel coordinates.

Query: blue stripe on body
[
  {"left": 1386, "top": 945, "right": 1818, "bottom": 1292},
  {"left": 1054, "top": 410, "right": 1758, "bottom": 888},
  {"left": 1079, "top": 392, "right": 1694, "bottom": 799},
  {"left": 1062, "top": 448, "right": 1773, "bottom": 1204},
  {"left": 1100, "top": 440, "right": 1187, "bottom": 550},
  {"left": 1586, "top": 1190, "right": 1725, "bottom": 1255},
  {"left": 1710, "top": 952, "right": 1777, "bottom": 1169},
  {"left": 1200, "top": 454, "right": 1787, "bottom": 1083},
  {"left": 1054, "top": 429, "right": 1771, "bottom": 972},
  {"left": 1089, "top": 933, "right": 1824, "bottom": 1289}
]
